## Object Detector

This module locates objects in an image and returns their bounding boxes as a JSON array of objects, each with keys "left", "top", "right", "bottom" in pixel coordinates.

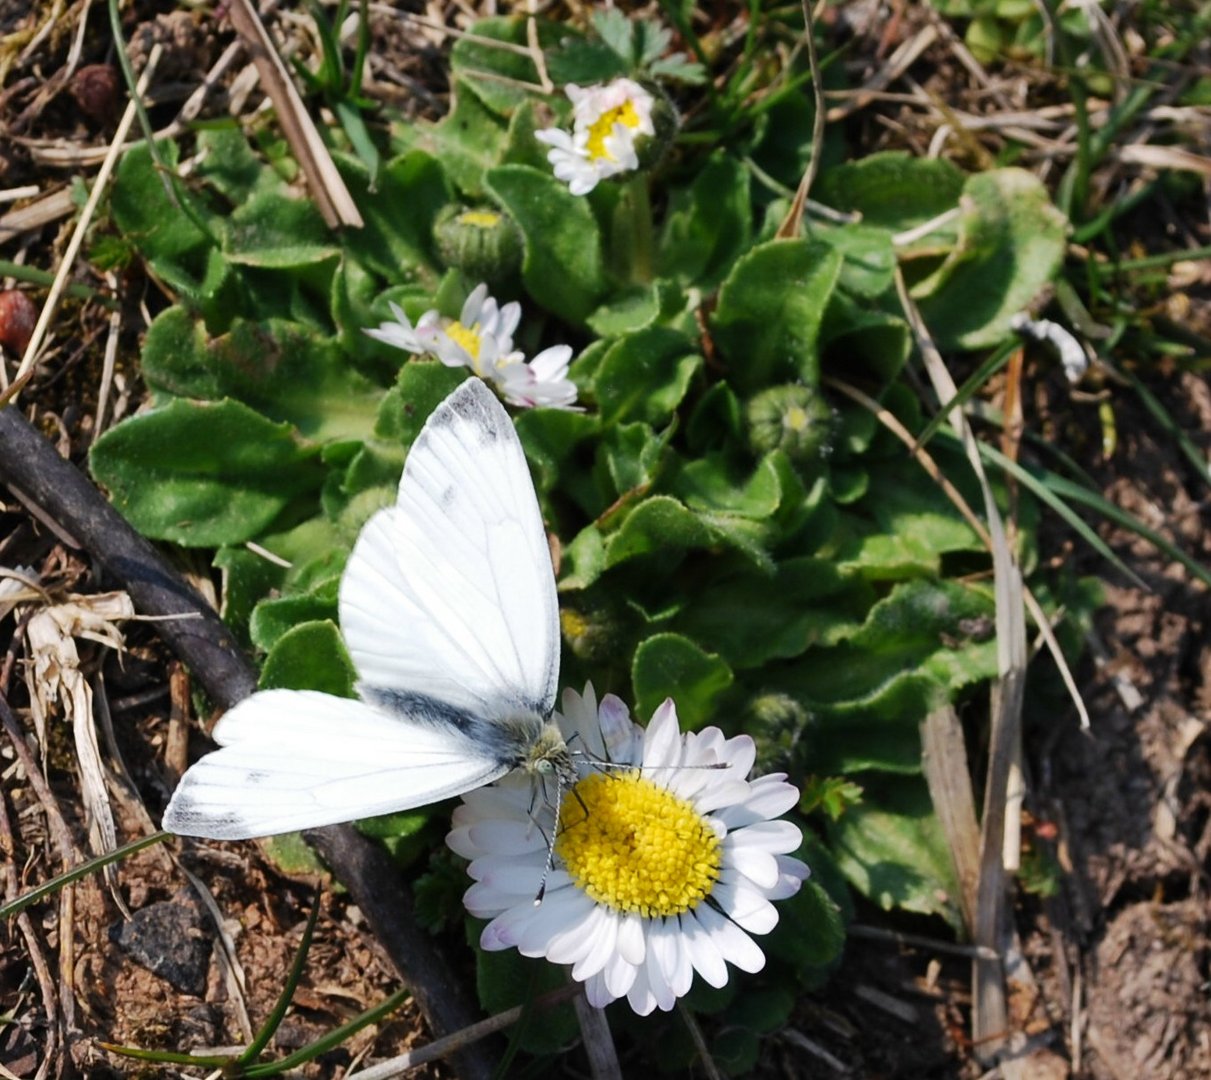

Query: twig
[
  {"left": 0, "top": 691, "right": 81, "bottom": 869},
  {"left": 919, "top": 706, "right": 981, "bottom": 934},
  {"left": 848, "top": 923, "right": 1000, "bottom": 961},
  {"left": 304, "top": 826, "right": 498, "bottom": 1080}
]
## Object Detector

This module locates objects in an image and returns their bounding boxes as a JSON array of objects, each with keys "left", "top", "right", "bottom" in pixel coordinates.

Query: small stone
[{"left": 110, "top": 893, "right": 212, "bottom": 995}]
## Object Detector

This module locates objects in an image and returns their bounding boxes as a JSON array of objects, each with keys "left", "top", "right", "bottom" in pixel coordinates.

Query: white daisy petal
[
  {"left": 570, "top": 909, "right": 619, "bottom": 980},
  {"left": 617, "top": 912, "right": 646, "bottom": 965},
  {"left": 643, "top": 699, "right": 681, "bottom": 768},
  {"left": 644, "top": 935, "right": 677, "bottom": 1012},
  {"left": 626, "top": 966, "right": 658, "bottom": 1016},
  {"left": 682, "top": 911, "right": 729, "bottom": 988},
  {"left": 725, "top": 842, "right": 780, "bottom": 890},
  {"left": 696, "top": 904, "right": 766, "bottom": 974},
  {"left": 603, "top": 944, "right": 638, "bottom": 999},
  {"left": 728, "top": 819, "right": 804, "bottom": 854},
  {"left": 712, "top": 877, "right": 779, "bottom": 934},
  {"left": 584, "top": 971, "right": 614, "bottom": 1008}
]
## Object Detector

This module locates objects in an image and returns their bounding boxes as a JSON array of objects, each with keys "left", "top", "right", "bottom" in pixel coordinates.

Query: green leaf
[
  {"left": 258, "top": 619, "right": 358, "bottom": 697},
  {"left": 546, "top": 36, "right": 629, "bottom": 86},
  {"left": 223, "top": 191, "right": 339, "bottom": 268},
  {"left": 402, "top": 82, "right": 509, "bottom": 198},
  {"left": 821, "top": 292, "right": 911, "bottom": 387},
  {"left": 658, "top": 153, "right": 752, "bottom": 288},
  {"left": 250, "top": 578, "right": 340, "bottom": 652},
  {"left": 141, "top": 309, "right": 382, "bottom": 442},
  {"left": 340, "top": 150, "right": 451, "bottom": 283},
  {"left": 485, "top": 164, "right": 607, "bottom": 324},
  {"left": 593, "top": 327, "right": 701, "bottom": 426},
  {"left": 605, "top": 496, "right": 711, "bottom": 568},
  {"left": 776, "top": 578, "right": 996, "bottom": 708},
  {"left": 828, "top": 775, "right": 963, "bottom": 928},
  {"left": 90, "top": 399, "right": 323, "bottom": 546},
  {"left": 670, "top": 453, "right": 783, "bottom": 520},
  {"left": 677, "top": 558, "right": 873, "bottom": 669},
  {"left": 632, "top": 632, "right": 733, "bottom": 729},
  {"left": 515, "top": 406, "right": 600, "bottom": 500},
  {"left": 815, "top": 151, "right": 966, "bottom": 232},
  {"left": 914, "top": 168, "right": 1069, "bottom": 350},
  {"left": 711, "top": 239, "right": 843, "bottom": 391},
  {"left": 763, "top": 873, "right": 846, "bottom": 980},
  {"left": 110, "top": 140, "right": 221, "bottom": 302},
  {"left": 195, "top": 125, "right": 286, "bottom": 204},
  {"left": 817, "top": 222, "right": 896, "bottom": 299}
]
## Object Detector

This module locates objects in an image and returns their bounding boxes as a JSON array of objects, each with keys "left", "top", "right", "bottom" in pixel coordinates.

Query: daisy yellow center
[
  {"left": 585, "top": 101, "right": 642, "bottom": 162},
  {"left": 459, "top": 210, "right": 502, "bottom": 228},
  {"left": 555, "top": 771, "right": 722, "bottom": 918},
  {"left": 785, "top": 405, "right": 809, "bottom": 432},
  {"left": 445, "top": 321, "right": 482, "bottom": 361}
]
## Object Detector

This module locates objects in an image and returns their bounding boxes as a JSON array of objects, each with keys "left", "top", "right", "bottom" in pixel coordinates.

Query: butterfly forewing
[
  {"left": 163, "top": 690, "right": 509, "bottom": 839},
  {"left": 339, "top": 378, "right": 560, "bottom": 719}
]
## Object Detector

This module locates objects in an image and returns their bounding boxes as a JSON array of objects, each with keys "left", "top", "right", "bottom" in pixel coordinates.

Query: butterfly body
[{"left": 163, "top": 378, "right": 567, "bottom": 841}]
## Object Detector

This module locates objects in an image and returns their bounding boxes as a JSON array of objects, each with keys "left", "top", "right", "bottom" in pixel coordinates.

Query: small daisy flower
[
  {"left": 537, "top": 79, "right": 656, "bottom": 196},
  {"left": 365, "top": 285, "right": 579, "bottom": 410},
  {"left": 447, "top": 685, "right": 809, "bottom": 1015}
]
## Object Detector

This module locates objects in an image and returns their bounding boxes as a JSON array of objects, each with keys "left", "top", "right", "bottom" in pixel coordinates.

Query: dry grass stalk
[
  {"left": 225, "top": 0, "right": 364, "bottom": 229},
  {"left": 11, "top": 46, "right": 162, "bottom": 393},
  {"left": 894, "top": 265, "right": 1027, "bottom": 1063}
]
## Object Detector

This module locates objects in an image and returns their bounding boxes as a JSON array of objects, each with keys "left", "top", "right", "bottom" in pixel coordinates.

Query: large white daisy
[
  {"left": 537, "top": 79, "right": 656, "bottom": 196},
  {"left": 364, "top": 284, "right": 578, "bottom": 410},
  {"left": 447, "top": 685, "right": 809, "bottom": 1015}
]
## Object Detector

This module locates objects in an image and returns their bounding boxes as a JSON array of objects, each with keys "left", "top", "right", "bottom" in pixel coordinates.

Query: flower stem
[{"left": 613, "top": 175, "right": 655, "bottom": 285}]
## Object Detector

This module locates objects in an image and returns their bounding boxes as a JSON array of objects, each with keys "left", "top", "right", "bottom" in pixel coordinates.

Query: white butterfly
[{"left": 163, "top": 377, "right": 574, "bottom": 840}]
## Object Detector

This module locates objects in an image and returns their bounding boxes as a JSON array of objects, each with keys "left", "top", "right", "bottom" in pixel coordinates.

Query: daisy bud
[
  {"left": 432, "top": 205, "right": 522, "bottom": 284},
  {"left": 745, "top": 383, "right": 834, "bottom": 472},
  {"left": 559, "top": 600, "right": 626, "bottom": 663},
  {"left": 632, "top": 78, "right": 679, "bottom": 172},
  {"left": 745, "top": 691, "right": 810, "bottom": 772}
]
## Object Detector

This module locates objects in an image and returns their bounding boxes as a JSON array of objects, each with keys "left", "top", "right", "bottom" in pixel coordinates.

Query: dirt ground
[{"left": 2, "top": 1, "right": 1210, "bottom": 1077}]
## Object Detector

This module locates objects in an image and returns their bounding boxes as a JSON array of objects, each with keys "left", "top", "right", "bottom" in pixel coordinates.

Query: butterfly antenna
[{"left": 534, "top": 773, "right": 565, "bottom": 907}]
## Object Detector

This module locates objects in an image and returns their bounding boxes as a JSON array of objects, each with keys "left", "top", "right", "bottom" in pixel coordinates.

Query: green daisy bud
[
  {"left": 432, "top": 205, "right": 522, "bottom": 284},
  {"left": 560, "top": 600, "right": 627, "bottom": 664},
  {"left": 633, "top": 78, "right": 679, "bottom": 172},
  {"left": 745, "top": 691, "right": 811, "bottom": 773},
  {"left": 745, "top": 383, "right": 834, "bottom": 472}
]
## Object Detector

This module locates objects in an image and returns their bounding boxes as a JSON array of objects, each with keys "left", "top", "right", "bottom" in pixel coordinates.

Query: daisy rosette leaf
[
  {"left": 537, "top": 78, "right": 671, "bottom": 196},
  {"left": 447, "top": 685, "right": 809, "bottom": 1015},
  {"left": 364, "top": 283, "right": 578, "bottom": 409}
]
